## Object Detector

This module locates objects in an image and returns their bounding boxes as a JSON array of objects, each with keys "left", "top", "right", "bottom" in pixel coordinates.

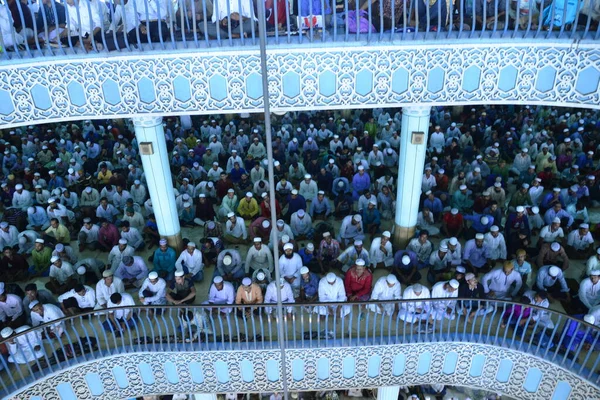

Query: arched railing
[{"left": 1, "top": 298, "right": 598, "bottom": 397}]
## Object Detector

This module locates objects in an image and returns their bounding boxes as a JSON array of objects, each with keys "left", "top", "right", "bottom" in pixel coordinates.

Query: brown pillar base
[
  {"left": 393, "top": 225, "right": 416, "bottom": 249},
  {"left": 164, "top": 232, "right": 184, "bottom": 252}
]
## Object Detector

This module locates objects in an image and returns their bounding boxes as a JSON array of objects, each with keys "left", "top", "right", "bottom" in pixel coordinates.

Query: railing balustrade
[
  {"left": 0, "top": 0, "right": 599, "bottom": 59},
  {"left": 0, "top": 298, "right": 598, "bottom": 396}
]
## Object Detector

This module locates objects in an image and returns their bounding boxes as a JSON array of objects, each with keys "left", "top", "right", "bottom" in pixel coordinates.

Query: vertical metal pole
[{"left": 256, "top": 2, "right": 289, "bottom": 398}]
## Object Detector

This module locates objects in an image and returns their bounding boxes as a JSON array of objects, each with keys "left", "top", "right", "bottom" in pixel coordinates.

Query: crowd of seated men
[
  {"left": 1, "top": 0, "right": 600, "bottom": 52},
  {"left": 0, "top": 105, "right": 600, "bottom": 367}
]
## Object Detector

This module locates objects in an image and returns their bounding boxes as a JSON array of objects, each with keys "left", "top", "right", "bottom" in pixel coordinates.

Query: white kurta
[
  {"left": 368, "top": 277, "right": 401, "bottom": 315},
  {"left": 369, "top": 238, "right": 394, "bottom": 267},
  {"left": 49, "top": 263, "right": 75, "bottom": 284},
  {"left": 205, "top": 282, "right": 235, "bottom": 313},
  {"left": 579, "top": 278, "right": 600, "bottom": 309},
  {"left": 107, "top": 292, "right": 136, "bottom": 320},
  {"left": 315, "top": 276, "right": 351, "bottom": 317},
  {"left": 483, "top": 233, "right": 507, "bottom": 260},
  {"left": 175, "top": 249, "right": 204, "bottom": 276},
  {"left": 264, "top": 282, "right": 295, "bottom": 313},
  {"left": 139, "top": 278, "right": 167, "bottom": 305},
  {"left": 31, "top": 303, "right": 65, "bottom": 336},
  {"left": 226, "top": 217, "right": 248, "bottom": 239},
  {"left": 481, "top": 268, "right": 522, "bottom": 299},
  {"left": 95, "top": 277, "right": 125, "bottom": 307},
  {"left": 398, "top": 286, "right": 431, "bottom": 323},
  {"left": 430, "top": 282, "right": 457, "bottom": 320},
  {"left": 0, "top": 225, "right": 20, "bottom": 247},
  {"left": 7, "top": 327, "right": 44, "bottom": 364},
  {"left": 108, "top": 245, "right": 135, "bottom": 272},
  {"left": 58, "top": 286, "right": 96, "bottom": 308}
]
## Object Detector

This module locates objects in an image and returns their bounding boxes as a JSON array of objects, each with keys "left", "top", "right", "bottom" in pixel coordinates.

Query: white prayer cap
[
  {"left": 480, "top": 216, "right": 489, "bottom": 225},
  {"left": 183, "top": 202, "right": 191, "bottom": 208},
  {"left": 353, "top": 214, "right": 362, "bottom": 222},
  {"left": 213, "top": 276, "right": 223, "bottom": 284},
  {"left": 277, "top": 219, "right": 285, "bottom": 227},
  {"left": 47, "top": 198, "right": 55, "bottom": 204},
  {"left": 300, "top": 266, "right": 310, "bottom": 275},
  {"left": 551, "top": 242, "right": 561, "bottom": 252},
  {"left": 323, "top": 232, "right": 331, "bottom": 237},
  {"left": 549, "top": 266, "right": 561, "bottom": 277},
  {"left": 553, "top": 217, "right": 561, "bottom": 224},
  {"left": 103, "top": 270, "right": 113, "bottom": 278},
  {"left": 449, "top": 237, "right": 458, "bottom": 246},
  {"left": 326, "top": 273, "right": 336, "bottom": 283},
  {"left": 553, "top": 187, "right": 561, "bottom": 192},
  {"left": 425, "top": 190, "right": 432, "bottom": 195},
  {"left": 456, "top": 266, "right": 466, "bottom": 273},
  {"left": 85, "top": 187, "right": 92, "bottom": 193},
  {"left": 187, "top": 242, "right": 196, "bottom": 248},
  {"left": 451, "top": 122, "right": 456, "bottom": 127},
  {"left": 386, "top": 274, "right": 398, "bottom": 285},
  {"left": 253, "top": 237, "right": 262, "bottom": 243},
  {"left": 227, "top": 212, "right": 235, "bottom": 218},
  {"left": 245, "top": 192, "right": 253, "bottom": 198},
  {"left": 14, "top": 183, "right": 23, "bottom": 190},
  {"left": 590, "top": 270, "right": 600, "bottom": 276},
  {"left": 459, "top": 184, "right": 467, "bottom": 190},
  {"left": 355, "top": 259, "right": 366, "bottom": 266},
  {"left": 148, "top": 271, "right": 159, "bottom": 280},
  {"left": 298, "top": 209, "right": 306, "bottom": 217},
  {"left": 257, "top": 272, "right": 266, "bottom": 280},
  {"left": 532, "top": 206, "right": 539, "bottom": 214},
  {"left": 584, "top": 315, "right": 596, "bottom": 325},
  {"left": 494, "top": 182, "right": 501, "bottom": 188},
  {"left": 368, "top": 199, "right": 377, "bottom": 206},
  {"left": 401, "top": 255, "right": 411, "bottom": 265},
  {"left": 465, "top": 273, "right": 475, "bottom": 281},
  {"left": 119, "top": 239, "right": 128, "bottom": 244},
  {"left": 35, "top": 239, "right": 44, "bottom": 244},
  {"left": 412, "top": 283, "right": 423, "bottom": 293},
  {"left": 439, "top": 244, "right": 448, "bottom": 252},
  {"left": 304, "top": 174, "right": 311, "bottom": 179},
  {"left": 50, "top": 256, "right": 60, "bottom": 263},
  {"left": 262, "top": 220, "right": 270, "bottom": 228},
  {"left": 28, "top": 300, "right": 40, "bottom": 310},
  {"left": 451, "top": 208, "right": 459, "bottom": 215},
  {"left": 357, "top": 165, "right": 365, "bottom": 171},
  {"left": 318, "top": 190, "right": 325, "bottom": 195},
  {"left": 490, "top": 225, "right": 499, "bottom": 232},
  {"left": 1, "top": 327, "right": 13, "bottom": 339},
  {"left": 242, "top": 277, "right": 252, "bottom": 286},
  {"left": 175, "top": 270, "right": 185, "bottom": 277},
  {"left": 522, "top": 148, "right": 528, "bottom": 153},
  {"left": 223, "top": 255, "right": 232, "bottom": 266},
  {"left": 475, "top": 233, "right": 485, "bottom": 240},
  {"left": 382, "top": 231, "right": 391, "bottom": 238},
  {"left": 474, "top": 167, "right": 481, "bottom": 172},
  {"left": 580, "top": 223, "right": 589, "bottom": 229},
  {"left": 291, "top": 189, "right": 298, "bottom": 195},
  {"left": 449, "top": 279, "right": 460, "bottom": 289},
  {"left": 283, "top": 243, "right": 294, "bottom": 251},
  {"left": 77, "top": 266, "right": 86, "bottom": 275},
  {"left": 307, "top": 243, "right": 314, "bottom": 251},
  {"left": 354, "top": 240, "right": 363, "bottom": 246},
  {"left": 522, "top": 184, "right": 530, "bottom": 189}
]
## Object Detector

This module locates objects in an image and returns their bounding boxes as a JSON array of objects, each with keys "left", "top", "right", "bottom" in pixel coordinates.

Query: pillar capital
[
  {"left": 402, "top": 105, "right": 432, "bottom": 118},
  {"left": 132, "top": 115, "right": 163, "bottom": 128}
]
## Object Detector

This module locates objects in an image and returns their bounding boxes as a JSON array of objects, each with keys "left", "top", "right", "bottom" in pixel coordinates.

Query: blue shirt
[
  {"left": 301, "top": 272, "right": 319, "bottom": 297},
  {"left": 463, "top": 239, "right": 488, "bottom": 268},
  {"left": 463, "top": 213, "right": 494, "bottom": 233},
  {"left": 423, "top": 197, "right": 443, "bottom": 214},
  {"left": 298, "top": 248, "right": 315, "bottom": 265}
]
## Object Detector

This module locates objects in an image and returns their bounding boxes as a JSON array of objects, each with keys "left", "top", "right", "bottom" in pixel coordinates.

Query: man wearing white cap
[
  {"left": 430, "top": 279, "right": 460, "bottom": 321},
  {"left": 439, "top": 237, "right": 462, "bottom": 268},
  {"left": 451, "top": 184, "right": 474, "bottom": 213},
  {"left": 80, "top": 186, "right": 100, "bottom": 214},
  {"left": 337, "top": 239, "right": 369, "bottom": 273},
  {"left": 130, "top": 180, "right": 147, "bottom": 205},
  {"left": 338, "top": 214, "right": 365, "bottom": 247},
  {"left": 103, "top": 292, "right": 137, "bottom": 335},
  {"left": 26, "top": 205, "right": 51, "bottom": 231},
  {"left": 119, "top": 220, "right": 144, "bottom": 250},
  {"left": 369, "top": 231, "right": 393, "bottom": 269},
  {"left": 299, "top": 174, "right": 318, "bottom": 203},
  {"left": 1, "top": 326, "right": 44, "bottom": 365},
  {"left": 245, "top": 237, "right": 274, "bottom": 274},
  {"left": 539, "top": 217, "right": 565, "bottom": 246},
  {"left": 344, "top": 259, "right": 373, "bottom": 302},
  {"left": 96, "top": 197, "right": 120, "bottom": 224},
  {"left": 166, "top": 270, "right": 196, "bottom": 305},
  {"left": 543, "top": 202, "right": 573, "bottom": 228},
  {"left": 108, "top": 238, "right": 135, "bottom": 272},
  {"left": 205, "top": 276, "right": 235, "bottom": 314},
  {"left": 398, "top": 283, "right": 431, "bottom": 324},
  {"left": 224, "top": 212, "right": 248, "bottom": 244},
  {"left": 315, "top": 273, "right": 351, "bottom": 317},
  {"left": 537, "top": 242, "right": 569, "bottom": 271},
  {"left": 235, "top": 277, "right": 263, "bottom": 317},
  {"left": 46, "top": 256, "right": 77, "bottom": 294},
  {"left": 0, "top": 284, "right": 26, "bottom": 329},
  {"left": 139, "top": 272, "right": 167, "bottom": 306},
  {"left": 351, "top": 165, "right": 371, "bottom": 201},
  {"left": 578, "top": 271, "right": 600, "bottom": 312},
  {"left": 216, "top": 249, "right": 244, "bottom": 282},
  {"left": 0, "top": 221, "right": 19, "bottom": 249},
  {"left": 310, "top": 191, "right": 332, "bottom": 220},
  {"left": 78, "top": 218, "right": 100, "bottom": 252},
  {"left": 566, "top": 224, "right": 595, "bottom": 258},
  {"left": 238, "top": 192, "right": 259, "bottom": 220},
  {"left": 265, "top": 278, "right": 296, "bottom": 316},
  {"left": 298, "top": 266, "right": 319, "bottom": 302},
  {"left": 30, "top": 300, "right": 65, "bottom": 338},
  {"left": 535, "top": 265, "right": 569, "bottom": 300},
  {"left": 115, "top": 256, "right": 149, "bottom": 289},
  {"left": 368, "top": 274, "right": 401, "bottom": 316},
  {"left": 175, "top": 242, "right": 204, "bottom": 282},
  {"left": 427, "top": 244, "right": 452, "bottom": 285},
  {"left": 481, "top": 261, "right": 523, "bottom": 300},
  {"left": 279, "top": 244, "right": 303, "bottom": 293},
  {"left": 463, "top": 234, "right": 490, "bottom": 273},
  {"left": 290, "top": 209, "right": 314, "bottom": 240},
  {"left": 484, "top": 226, "right": 507, "bottom": 263},
  {"left": 58, "top": 283, "right": 96, "bottom": 316},
  {"left": 11, "top": 184, "right": 33, "bottom": 211},
  {"left": 407, "top": 230, "right": 433, "bottom": 269},
  {"left": 95, "top": 270, "right": 124, "bottom": 309}
]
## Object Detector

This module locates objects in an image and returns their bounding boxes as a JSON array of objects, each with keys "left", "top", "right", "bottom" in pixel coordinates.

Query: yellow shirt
[
  {"left": 98, "top": 170, "right": 113, "bottom": 184},
  {"left": 237, "top": 198, "right": 259, "bottom": 218},
  {"left": 45, "top": 224, "right": 71, "bottom": 244}
]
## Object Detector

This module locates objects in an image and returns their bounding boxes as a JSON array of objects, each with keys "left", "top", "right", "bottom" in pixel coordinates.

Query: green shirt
[{"left": 31, "top": 247, "right": 52, "bottom": 273}]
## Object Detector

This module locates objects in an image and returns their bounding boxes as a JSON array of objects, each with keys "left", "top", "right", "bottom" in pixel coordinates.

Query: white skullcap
[
  {"left": 159, "top": 239, "right": 167, "bottom": 245},
  {"left": 531, "top": 206, "right": 539, "bottom": 214},
  {"left": 291, "top": 189, "right": 298, "bottom": 195},
  {"left": 382, "top": 231, "right": 391, "bottom": 238},
  {"left": 449, "top": 237, "right": 458, "bottom": 246},
  {"left": 307, "top": 243, "right": 314, "bottom": 251},
  {"left": 1, "top": 327, "right": 13, "bottom": 339},
  {"left": 298, "top": 209, "right": 305, "bottom": 217},
  {"left": 480, "top": 216, "right": 489, "bottom": 225},
  {"left": 187, "top": 242, "right": 196, "bottom": 248},
  {"left": 456, "top": 266, "right": 466, "bottom": 273},
  {"left": 358, "top": 165, "right": 365, "bottom": 171},
  {"left": 223, "top": 255, "right": 232, "bottom": 266},
  {"left": 174, "top": 270, "right": 185, "bottom": 277},
  {"left": 549, "top": 266, "right": 561, "bottom": 277},
  {"left": 355, "top": 259, "right": 366, "bottom": 266},
  {"left": 553, "top": 217, "right": 561, "bottom": 224},
  {"left": 459, "top": 184, "right": 467, "bottom": 190},
  {"left": 465, "top": 273, "right": 475, "bottom": 281},
  {"left": 77, "top": 266, "right": 86, "bottom": 275},
  {"left": 242, "top": 277, "right": 252, "bottom": 286},
  {"left": 439, "top": 244, "right": 448, "bottom": 252},
  {"left": 283, "top": 243, "right": 294, "bottom": 251},
  {"left": 449, "top": 279, "right": 460, "bottom": 289},
  {"left": 553, "top": 188, "right": 561, "bottom": 192},
  {"left": 590, "top": 270, "right": 600, "bottom": 276},
  {"left": 401, "top": 255, "right": 411, "bottom": 265},
  {"left": 227, "top": 212, "right": 235, "bottom": 218},
  {"left": 551, "top": 242, "right": 560, "bottom": 252},
  {"left": 119, "top": 239, "right": 128, "bottom": 244},
  {"left": 183, "top": 202, "right": 191, "bottom": 208},
  {"left": 304, "top": 174, "right": 311, "bottom": 179},
  {"left": 584, "top": 315, "right": 596, "bottom": 325},
  {"left": 262, "top": 220, "right": 270, "bottom": 228},
  {"left": 85, "top": 187, "right": 92, "bottom": 193},
  {"left": 490, "top": 225, "right": 499, "bottom": 232},
  {"left": 35, "top": 238, "right": 45, "bottom": 244},
  {"left": 253, "top": 237, "right": 262, "bottom": 243},
  {"left": 213, "top": 276, "right": 223, "bottom": 284},
  {"left": 412, "top": 283, "right": 423, "bottom": 292},
  {"left": 277, "top": 219, "right": 285, "bottom": 227},
  {"left": 15, "top": 184, "right": 23, "bottom": 190},
  {"left": 245, "top": 192, "right": 253, "bottom": 197},
  {"left": 354, "top": 240, "right": 363, "bottom": 246},
  {"left": 353, "top": 214, "right": 362, "bottom": 222},
  {"left": 300, "top": 266, "right": 309, "bottom": 275},
  {"left": 323, "top": 232, "right": 331, "bottom": 237},
  {"left": 386, "top": 274, "right": 398, "bottom": 284},
  {"left": 451, "top": 208, "right": 459, "bottom": 215},
  {"left": 148, "top": 271, "right": 159, "bottom": 280},
  {"left": 475, "top": 233, "right": 485, "bottom": 240},
  {"left": 102, "top": 270, "right": 113, "bottom": 278},
  {"left": 257, "top": 272, "right": 266, "bottom": 280},
  {"left": 580, "top": 223, "right": 589, "bottom": 229},
  {"left": 515, "top": 206, "right": 525, "bottom": 214},
  {"left": 326, "top": 273, "right": 336, "bottom": 283},
  {"left": 494, "top": 182, "right": 501, "bottom": 188},
  {"left": 51, "top": 256, "right": 60, "bottom": 263}
]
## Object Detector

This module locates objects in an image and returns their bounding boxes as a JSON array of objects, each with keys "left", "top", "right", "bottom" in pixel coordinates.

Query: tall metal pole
[{"left": 256, "top": 2, "right": 289, "bottom": 399}]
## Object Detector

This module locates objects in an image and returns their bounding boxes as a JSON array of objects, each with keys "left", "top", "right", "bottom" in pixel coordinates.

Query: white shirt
[
  {"left": 7, "top": 327, "right": 43, "bottom": 364},
  {"left": 208, "top": 282, "right": 235, "bottom": 313},
  {"left": 369, "top": 237, "right": 393, "bottom": 267},
  {"left": 539, "top": 225, "right": 564, "bottom": 243},
  {"left": 265, "top": 282, "right": 295, "bottom": 304},
  {"left": 58, "top": 286, "right": 96, "bottom": 309},
  {"left": 401, "top": 285, "right": 431, "bottom": 313},
  {"left": 430, "top": 281, "right": 457, "bottom": 311},
  {"left": 108, "top": 245, "right": 135, "bottom": 271},
  {"left": 318, "top": 276, "right": 347, "bottom": 303},
  {"left": 211, "top": 0, "right": 256, "bottom": 23},
  {"left": 31, "top": 303, "right": 65, "bottom": 334},
  {"left": 66, "top": 0, "right": 102, "bottom": 36},
  {"left": 567, "top": 230, "right": 594, "bottom": 250},
  {"left": 368, "top": 276, "right": 401, "bottom": 315},
  {"left": 49, "top": 262, "right": 75, "bottom": 284},
  {"left": 120, "top": 227, "right": 144, "bottom": 249},
  {"left": 175, "top": 249, "right": 204, "bottom": 275},
  {"left": 12, "top": 190, "right": 33, "bottom": 209},
  {"left": 481, "top": 268, "right": 522, "bottom": 298},
  {"left": 96, "top": 276, "right": 125, "bottom": 307},
  {"left": 79, "top": 224, "right": 100, "bottom": 243},
  {"left": 587, "top": 255, "right": 600, "bottom": 276},
  {"left": 245, "top": 245, "right": 274, "bottom": 273},
  {"left": 226, "top": 217, "right": 248, "bottom": 239},
  {"left": 135, "top": 0, "right": 169, "bottom": 21},
  {"left": 110, "top": 0, "right": 139, "bottom": 32},
  {"left": 139, "top": 277, "right": 167, "bottom": 305},
  {"left": 579, "top": 277, "right": 600, "bottom": 309},
  {"left": 0, "top": 294, "right": 23, "bottom": 321},
  {"left": 0, "top": 225, "right": 19, "bottom": 248},
  {"left": 279, "top": 253, "right": 302, "bottom": 279},
  {"left": 484, "top": 232, "right": 507, "bottom": 260},
  {"left": 107, "top": 292, "right": 136, "bottom": 320},
  {"left": 0, "top": 6, "right": 23, "bottom": 48},
  {"left": 290, "top": 213, "right": 313, "bottom": 236}
]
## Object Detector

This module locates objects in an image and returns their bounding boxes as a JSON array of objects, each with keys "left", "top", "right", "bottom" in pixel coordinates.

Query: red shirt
[
  {"left": 99, "top": 223, "right": 120, "bottom": 248},
  {"left": 260, "top": 199, "right": 281, "bottom": 219},
  {"left": 344, "top": 267, "right": 373, "bottom": 298},
  {"left": 443, "top": 213, "right": 463, "bottom": 231}
]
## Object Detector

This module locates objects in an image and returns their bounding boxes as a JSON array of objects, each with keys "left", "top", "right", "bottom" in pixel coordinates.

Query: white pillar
[
  {"left": 393, "top": 106, "right": 432, "bottom": 249},
  {"left": 193, "top": 394, "right": 217, "bottom": 400},
  {"left": 377, "top": 386, "right": 401, "bottom": 400},
  {"left": 132, "top": 116, "right": 182, "bottom": 250}
]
